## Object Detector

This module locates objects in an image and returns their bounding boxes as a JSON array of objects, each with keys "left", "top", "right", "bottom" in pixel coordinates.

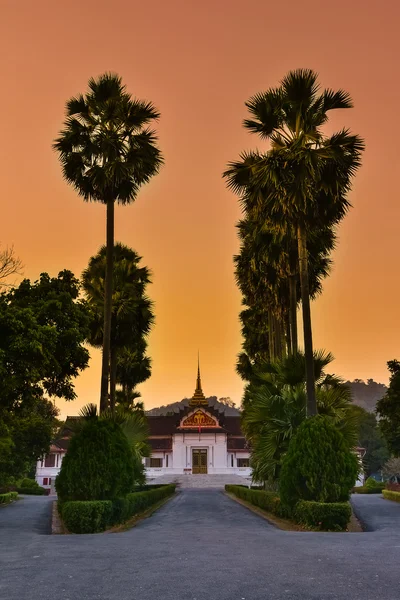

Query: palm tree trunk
[
  {"left": 289, "top": 275, "right": 298, "bottom": 354},
  {"left": 268, "top": 309, "right": 274, "bottom": 361},
  {"left": 297, "top": 223, "right": 317, "bottom": 416},
  {"left": 99, "top": 199, "right": 115, "bottom": 413},
  {"left": 286, "top": 311, "right": 292, "bottom": 356},
  {"left": 109, "top": 345, "right": 117, "bottom": 414}
]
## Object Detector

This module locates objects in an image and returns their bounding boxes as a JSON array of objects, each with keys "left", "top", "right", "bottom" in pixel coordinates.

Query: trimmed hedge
[
  {"left": 353, "top": 485, "right": 384, "bottom": 494},
  {"left": 17, "top": 486, "right": 47, "bottom": 495},
  {"left": 226, "top": 485, "right": 351, "bottom": 530},
  {"left": 0, "top": 491, "right": 18, "bottom": 504},
  {"left": 225, "top": 485, "right": 291, "bottom": 519},
  {"left": 295, "top": 500, "right": 351, "bottom": 531},
  {"left": 61, "top": 484, "right": 176, "bottom": 534},
  {"left": 382, "top": 490, "right": 400, "bottom": 503}
]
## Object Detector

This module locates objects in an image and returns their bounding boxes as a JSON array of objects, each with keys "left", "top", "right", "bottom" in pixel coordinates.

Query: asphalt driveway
[{"left": 1, "top": 490, "right": 400, "bottom": 600}]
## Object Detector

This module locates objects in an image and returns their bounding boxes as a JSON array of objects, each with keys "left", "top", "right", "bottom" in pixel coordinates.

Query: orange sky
[{"left": 1, "top": 0, "right": 399, "bottom": 417}]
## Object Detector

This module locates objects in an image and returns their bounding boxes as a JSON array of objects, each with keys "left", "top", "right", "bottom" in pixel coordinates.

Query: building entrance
[{"left": 192, "top": 449, "right": 207, "bottom": 474}]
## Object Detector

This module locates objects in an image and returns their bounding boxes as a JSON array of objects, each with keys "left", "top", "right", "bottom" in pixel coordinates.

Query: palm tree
[
  {"left": 82, "top": 243, "right": 154, "bottom": 412},
  {"left": 225, "top": 69, "right": 364, "bottom": 416},
  {"left": 241, "top": 351, "right": 360, "bottom": 483},
  {"left": 54, "top": 73, "right": 163, "bottom": 412}
]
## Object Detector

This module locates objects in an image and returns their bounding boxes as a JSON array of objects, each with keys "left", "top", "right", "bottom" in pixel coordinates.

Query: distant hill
[{"left": 346, "top": 379, "right": 387, "bottom": 413}]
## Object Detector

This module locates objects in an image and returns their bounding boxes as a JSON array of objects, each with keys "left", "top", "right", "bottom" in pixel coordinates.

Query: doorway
[{"left": 192, "top": 449, "right": 207, "bottom": 474}]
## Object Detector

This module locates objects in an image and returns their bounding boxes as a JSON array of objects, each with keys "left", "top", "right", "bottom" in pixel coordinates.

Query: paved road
[
  {"left": 351, "top": 493, "right": 400, "bottom": 531},
  {"left": 1, "top": 491, "right": 400, "bottom": 600}
]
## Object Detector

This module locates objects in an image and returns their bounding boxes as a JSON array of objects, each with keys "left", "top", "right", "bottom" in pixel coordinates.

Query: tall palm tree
[
  {"left": 225, "top": 69, "right": 364, "bottom": 416},
  {"left": 82, "top": 243, "right": 154, "bottom": 412},
  {"left": 242, "top": 351, "right": 360, "bottom": 483},
  {"left": 54, "top": 73, "right": 163, "bottom": 412}
]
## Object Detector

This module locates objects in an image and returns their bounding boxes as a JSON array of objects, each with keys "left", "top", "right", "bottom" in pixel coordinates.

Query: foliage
[
  {"left": 295, "top": 500, "right": 351, "bottom": 531},
  {"left": 17, "top": 486, "right": 46, "bottom": 495},
  {"left": 382, "top": 490, "right": 400, "bottom": 503},
  {"left": 224, "top": 69, "right": 364, "bottom": 415},
  {"left": 376, "top": 360, "right": 400, "bottom": 456},
  {"left": 242, "top": 352, "right": 359, "bottom": 483},
  {"left": 382, "top": 457, "right": 400, "bottom": 481},
  {"left": 61, "top": 500, "right": 113, "bottom": 533},
  {"left": 225, "top": 484, "right": 290, "bottom": 519},
  {"left": 0, "top": 270, "right": 89, "bottom": 486},
  {"left": 348, "top": 405, "right": 389, "bottom": 476},
  {"left": 0, "top": 491, "right": 18, "bottom": 504},
  {"left": 56, "top": 417, "right": 136, "bottom": 502},
  {"left": 60, "top": 485, "right": 176, "bottom": 533},
  {"left": 54, "top": 72, "right": 163, "bottom": 412},
  {"left": 20, "top": 478, "right": 40, "bottom": 489},
  {"left": 365, "top": 476, "right": 384, "bottom": 490},
  {"left": 279, "top": 416, "right": 359, "bottom": 507},
  {"left": 82, "top": 243, "right": 154, "bottom": 410}
]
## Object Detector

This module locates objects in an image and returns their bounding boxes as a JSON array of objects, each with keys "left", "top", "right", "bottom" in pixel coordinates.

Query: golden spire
[{"left": 190, "top": 352, "right": 208, "bottom": 406}]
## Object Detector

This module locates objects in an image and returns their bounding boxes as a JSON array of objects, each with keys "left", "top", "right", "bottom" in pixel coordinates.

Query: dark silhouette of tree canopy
[
  {"left": 225, "top": 69, "right": 364, "bottom": 417},
  {"left": 82, "top": 243, "right": 154, "bottom": 412},
  {"left": 54, "top": 73, "right": 163, "bottom": 412},
  {"left": 376, "top": 360, "right": 400, "bottom": 456}
]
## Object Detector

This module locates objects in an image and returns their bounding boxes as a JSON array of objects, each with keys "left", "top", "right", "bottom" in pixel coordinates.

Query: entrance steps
[{"left": 147, "top": 473, "right": 251, "bottom": 489}]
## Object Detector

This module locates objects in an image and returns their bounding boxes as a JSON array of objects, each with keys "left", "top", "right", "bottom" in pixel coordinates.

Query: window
[
  {"left": 237, "top": 458, "right": 250, "bottom": 468},
  {"left": 44, "top": 454, "right": 55, "bottom": 468},
  {"left": 43, "top": 478, "right": 48, "bottom": 485},
  {"left": 166, "top": 454, "right": 169, "bottom": 468},
  {"left": 48, "top": 478, "right": 52, "bottom": 485},
  {"left": 150, "top": 458, "right": 162, "bottom": 468}
]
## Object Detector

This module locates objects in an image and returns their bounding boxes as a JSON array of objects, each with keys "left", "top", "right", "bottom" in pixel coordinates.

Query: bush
[
  {"left": 386, "top": 482, "right": 400, "bottom": 492},
  {"left": 60, "top": 484, "right": 176, "bottom": 533},
  {"left": 353, "top": 486, "right": 382, "bottom": 494},
  {"left": 365, "top": 477, "right": 385, "bottom": 491},
  {"left": 382, "top": 490, "right": 400, "bottom": 503},
  {"left": 295, "top": 500, "right": 351, "bottom": 531},
  {"left": 0, "top": 491, "right": 18, "bottom": 504},
  {"left": 225, "top": 485, "right": 291, "bottom": 519},
  {"left": 56, "top": 419, "right": 136, "bottom": 502},
  {"left": 17, "top": 486, "right": 46, "bottom": 495},
  {"left": 20, "top": 478, "right": 40, "bottom": 489},
  {"left": 279, "top": 415, "right": 359, "bottom": 507},
  {"left": 62, "top": 501, "right": 113, "bottom": 533}
]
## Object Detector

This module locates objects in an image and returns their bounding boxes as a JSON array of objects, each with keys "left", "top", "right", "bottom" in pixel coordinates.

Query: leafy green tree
[
  {"left": 56, "top": 403, "right": 149, "bottom": 500},
  {"left": 225, "top": 69, "right": 364, "bottom": 415},
  {"left": 0, "top": 271, "right": 89, "bottom": 486},
  {"left": 279, "top": 415, "right": 359, "bottom": 507},
  {"left": 54, "top": 73, "right": 163, "bottom": 412},
  {"left": 82, "top": 243, "right": 154, "bottom": 411},
  {"left": 349, "top": 405, "right": 389, "bottom": 476},
  {"left": 242, "top": 351, "right": 359, "bottom": 483},
  {"left": 376, "top": 360, "right": 400, "bottom": 456}
]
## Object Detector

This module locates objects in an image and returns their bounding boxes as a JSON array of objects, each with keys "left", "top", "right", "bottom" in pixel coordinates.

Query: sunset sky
[{"left": 1, "top": 0, "right": 399, "bottom": 417}]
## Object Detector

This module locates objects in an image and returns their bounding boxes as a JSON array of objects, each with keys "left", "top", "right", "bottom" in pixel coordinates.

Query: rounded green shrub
[
  {"left": 56, "top": 419, "right": 136, "bottom": 501},
  {"left": 279, "top": 415, "right": 359, "bottom": 507},
  {"left": 20, "top": 478, "right": 39, "bottom": 489}
]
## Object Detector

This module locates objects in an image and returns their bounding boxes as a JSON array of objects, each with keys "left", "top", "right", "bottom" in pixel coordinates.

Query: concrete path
[
  {"left": 351, "top": 492, "right": 400, "bottom": 531},
  {"left": 1, "top": 490, "right": 400, "bottom": 600},
  {"left": 147, "top": 473, "right": 252, "bottom": 488}
]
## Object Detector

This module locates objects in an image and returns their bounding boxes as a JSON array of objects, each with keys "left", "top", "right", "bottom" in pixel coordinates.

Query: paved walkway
[{"left": 1, "top": 491, "right": 400, "bottom": 600}]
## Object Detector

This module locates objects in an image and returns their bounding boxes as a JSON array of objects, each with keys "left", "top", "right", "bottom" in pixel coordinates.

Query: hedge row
[
  {"left": 295, "top": 500, "right": 351, "bottom": 531},
  {"left": 60, "top": 484, "right": 176, "bottom": 533},
  {"left": 353, "top": 486, "right": 384, "bottom": 494},
  {"left": 225, "top": 485, "right": 291, "bottom": 519},
  {"left": 225, "top": 485, "right": 351, "bottom": 531},
  {"left": 382, "top": 490, "right": 400, "bottom": 503},
  {"left": 0, "top": 492, "right": 18, "bottom": 504},
  {"left": 17, "top": 487, "right": 47, "bottom": 495}
]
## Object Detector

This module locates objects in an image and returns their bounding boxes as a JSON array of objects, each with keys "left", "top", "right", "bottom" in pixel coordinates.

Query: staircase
[{"left": 147, "top": 473, "right": 252, "bottom": 489}]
